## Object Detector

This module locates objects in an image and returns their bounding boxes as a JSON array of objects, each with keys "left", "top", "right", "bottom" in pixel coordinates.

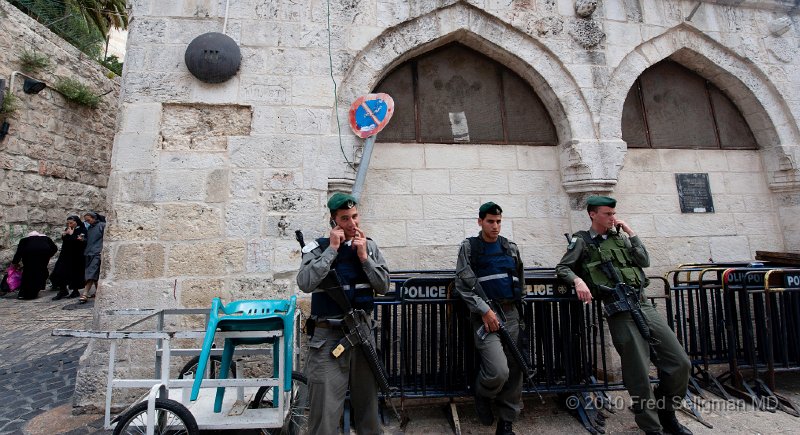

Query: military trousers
[
  {"left": 471, "top": 306, "right": 524, "bottom": 422},
  {"left": 606, "top": 299, "right": 691, "bottom": 432},
  {"left": 306, "top": 325, "right": 381, "bottom": 435}
]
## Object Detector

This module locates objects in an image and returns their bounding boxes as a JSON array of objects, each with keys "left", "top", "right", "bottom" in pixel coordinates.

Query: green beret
[
  {"left": 479, "top": 201, "right": 503, "bottom": 217},
  {"left": 327, "top": 192, "right": 358, "bottom": 212},
  {"left": 587, "top": 196, "right": 616, "bottom": 208}
]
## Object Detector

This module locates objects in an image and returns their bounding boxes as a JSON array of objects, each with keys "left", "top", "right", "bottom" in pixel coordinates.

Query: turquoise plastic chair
[{"left": 189, "top": 296, "right": 296, "bottom": 412}]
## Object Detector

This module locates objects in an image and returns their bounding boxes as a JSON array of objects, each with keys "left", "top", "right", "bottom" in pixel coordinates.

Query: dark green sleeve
[
  {"left": 555, "top": 236, "right": 586, "bottom": 284},
  {"left": 627, "top": 235, "right": 650, "bottom": 268}
]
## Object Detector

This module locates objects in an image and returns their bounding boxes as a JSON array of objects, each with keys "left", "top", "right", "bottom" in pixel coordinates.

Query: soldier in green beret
[
  {"left": 454, "top": 202, "right": 525, "bottom": 435},
  {"left": 556, "top": 196, "right": 692, "bottom": 435},
  {"left": 296, "top": 192, "right": 390, "bottom": 434}
]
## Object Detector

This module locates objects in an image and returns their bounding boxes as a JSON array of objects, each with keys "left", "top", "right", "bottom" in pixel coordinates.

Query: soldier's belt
[{"left": 315, "top": 318, "right": 344, "bottom": 329}]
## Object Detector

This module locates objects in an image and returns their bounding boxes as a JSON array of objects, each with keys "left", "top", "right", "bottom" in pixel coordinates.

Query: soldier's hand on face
[
  {"left": 329, "top": 226, "right": 345, "bottom": 250},
  {"left": 482, "top": 309, "right": 500, "bottom": 333},
  {"left": 614, "top": 219, "right": 635, "bottom": 237},
  {"left": 352, "top": 228, "right": 368, "bottom": 262},
  {"left": 575, "top": 278, "right": 593, "bottom": 304}
]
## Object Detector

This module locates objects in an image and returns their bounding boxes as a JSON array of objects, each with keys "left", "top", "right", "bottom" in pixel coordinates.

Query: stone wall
[
  {"left": 0, "top": 1, "right": 119, "bottom": 262},
  {"left": 74, "top": 0, "right": 800, "bottom": 408}
]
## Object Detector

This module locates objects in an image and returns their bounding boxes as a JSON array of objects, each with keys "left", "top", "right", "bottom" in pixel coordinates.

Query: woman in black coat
[
  {"left": 50, "top": 216, "right": 88, "bottom": 300},
  {"left": 11, "top": 231, "right": 58, "bottom": 300}
]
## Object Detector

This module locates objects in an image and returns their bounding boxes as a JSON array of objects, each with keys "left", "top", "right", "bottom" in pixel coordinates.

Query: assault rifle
[
  {"left": 295, "top": 230, "right": 405, "bottom": 425},
  {"left": 470, "top": 279, "right": 543, "bottom": 402},
  {"left": 596, "top": 259, "right": 660, "bottom": 362}
]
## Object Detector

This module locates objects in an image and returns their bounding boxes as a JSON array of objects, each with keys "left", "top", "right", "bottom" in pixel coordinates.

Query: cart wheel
[
  {"left": 253, "top": 371, "right": 309, "bottom": 435},
  {"left": 113, "top": 398, "right": 199, "bottom": 435},
  {"left": 177, "top": 355, "right": 236, "bottom": 379}
]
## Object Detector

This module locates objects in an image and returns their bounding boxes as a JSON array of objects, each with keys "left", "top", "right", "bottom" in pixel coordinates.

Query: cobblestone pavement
[
  {"left": 4, "top": 288, "right": 800, "bottom": 434},
  {"left": 0, "top": 290, "right": 94, "bottom": 434}
]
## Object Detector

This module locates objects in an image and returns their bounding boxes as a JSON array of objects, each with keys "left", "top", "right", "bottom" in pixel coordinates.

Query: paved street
[
  {"left": 3, "top": 288, "right": 800, "bottom": 434},
  {"left": 0, "top": 290, "right": 96, "bottom": 434}
]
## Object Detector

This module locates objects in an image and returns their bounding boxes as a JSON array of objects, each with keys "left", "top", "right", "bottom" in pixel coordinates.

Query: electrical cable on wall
[
  {"left": 327, "top": 0, "right": 355, "bottom": 170},
  {"left": 223, "top": 0, "right": 230, "bottom": 34}
]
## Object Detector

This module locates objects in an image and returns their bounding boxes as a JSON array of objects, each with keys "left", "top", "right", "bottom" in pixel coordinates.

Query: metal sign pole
[{"left": 351, "top": 135, "right": 376, "bottom": 201}]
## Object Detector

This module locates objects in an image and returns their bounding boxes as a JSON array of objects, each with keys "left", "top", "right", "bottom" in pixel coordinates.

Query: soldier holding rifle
[
  {"left": 556, "top": 196, "right": 692, "bottom": 435},
  {"left": 455, "top": 202, "right": 526, "bottom": 435},
  {"left": 296, "top": 192, "right": 390, "bottom": 435}
]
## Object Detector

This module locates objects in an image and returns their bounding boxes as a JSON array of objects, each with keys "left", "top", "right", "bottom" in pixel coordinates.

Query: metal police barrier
[
  {"left": 372, "top": 268, "right": 685, "bottom": 434},
  {"left": 664, "top": 263, "right": 800, "bottom": 417},
  {"left": 721, "top": 268, "right": 800, "bottom": 416},
  {"left": 763, "top": 268, "right": 800, "bottom": 411},
  {"left": 665, "top": 265, "right": 734, "bottom": 401}
]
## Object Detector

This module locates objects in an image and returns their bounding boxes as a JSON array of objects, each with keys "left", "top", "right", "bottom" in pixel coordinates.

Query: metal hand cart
[{"left": 53, "top": 304, "right": 308, "bottom": 435}]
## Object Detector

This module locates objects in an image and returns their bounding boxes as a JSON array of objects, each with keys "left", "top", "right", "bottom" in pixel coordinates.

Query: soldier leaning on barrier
[
  {"left": 296, "top": 192, "right": 390, "bottom": 435},
  {"left": 455, "top": 202, "right": 525, "bottom": 435},
  {"left": 555, "top": 196, "right": 693, "bottom": 435}
]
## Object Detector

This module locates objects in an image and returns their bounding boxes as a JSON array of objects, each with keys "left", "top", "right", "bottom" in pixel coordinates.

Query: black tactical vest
[{"left": 310, "top": 238, "right": 374, "bottom": 317}]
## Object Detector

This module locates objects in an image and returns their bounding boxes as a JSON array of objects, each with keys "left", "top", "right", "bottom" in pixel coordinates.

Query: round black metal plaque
[{"left": 184, "top": 32, "right": 241, "bottom": 84}]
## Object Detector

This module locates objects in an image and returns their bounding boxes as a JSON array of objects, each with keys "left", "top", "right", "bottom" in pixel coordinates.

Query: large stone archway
[
  {"left": 332, "top": 1, "right": 602, "bottom": 192},
  {"left": 599, "top": 23, "right": 800, "bottom": 190},
  {"left": 329, "top": 2, "right": 596, "bottom": 268}
]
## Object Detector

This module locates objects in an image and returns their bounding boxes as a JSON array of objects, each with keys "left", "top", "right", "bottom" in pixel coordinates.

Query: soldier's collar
[{"left": 588, "top": 228, "right": 609, "bottom": 239}]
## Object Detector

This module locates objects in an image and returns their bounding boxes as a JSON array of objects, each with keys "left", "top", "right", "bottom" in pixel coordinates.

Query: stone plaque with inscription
[{"left": 676, "top": 173, "right": 714, "bottom": 213}]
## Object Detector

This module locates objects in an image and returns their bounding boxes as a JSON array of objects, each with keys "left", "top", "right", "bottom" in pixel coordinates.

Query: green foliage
[
  {"left": 1, "top": 93, "right": 20, "bottom": 115},
  {"left": 10, "top": 0, "right": 128, "bottom": 58},
  {"left": 53, "top": 77, "right": 101, "bottom": 109},
  {"left": 99, "top": 54, "right": 123, "bottom": 76},
  {"left": 18, "top": 49, "right": 51, "bottom": 73}
]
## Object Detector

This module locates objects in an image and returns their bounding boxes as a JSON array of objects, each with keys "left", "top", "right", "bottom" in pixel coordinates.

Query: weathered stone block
[
  {"left": 107, "top": 203, "right": 159, "bottom": 242},
  {"left": 230, "top": 169, "right": 261, "bottom": 199},
  {"left": 168, "top": 240, "right": 246, "bottom": 276},
  {"left": 425, "top": 145, "right": 480, "bottom": 169},
  {"left": 263, "top": 191, "right": 321, "bottom": 214},
  {"left": 407, "top": 219, "right": 468, "bottom": 246},
  {"left": 114, "top": 243, "right": 166, "bottom": 280},
  {"left": 245, "top": 239, "right": 273, "bottom": 273},
  {"left": 180, "top": 278, "right": 228, "bottom": 309},
  {"left": 225, "top": 201, "right": 263, "bottom": 237},
  {"left": 422, "top": 195, "right": 481, "bottom": 220},
  {"left": 160, "top": 203, "right": 223, "bottom": 240},
  {"left": 229, "top": 136, "right": 305, "bottom": 168},
  {"left": 112, "top": 133, "right": 159, "bottom": 170},
  {"left": 508, "top": 171, "right": 562, "bottom": 194},
  {"left": 709, "top": 236, "right": 752, "bottom": 262},
  {"left": 154, "top": 170, "right": 209, "bottom": 201},
  {"left": 264, "top": 168, "right": 304, "bottom": 191},
  {"left": 370, "top": 143, "right": 425, "bottom": 169},
  {"left": 362, "top": 169, "right": 412, "bottom": 195},
  {"left": 361, "top": 220, "right": 407, "bottom": 248},
  {"left": 359, "top": 194, "right": 423, "bottom": 220},
  {"left": 412, "top": 170, "right": 450, "bottom": 194},
  {"left": 272, "top": 238, "right": 303, "bottom": 273},
  {"left": 451, "top": 170, "right": 509, "bottom": 194},
  {"left": 160, "top": 104, "right": 252, "bottom": 151}
]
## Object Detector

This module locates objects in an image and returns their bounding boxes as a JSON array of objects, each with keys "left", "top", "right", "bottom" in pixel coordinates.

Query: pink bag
[{"left": 5, "top": 265, "right": 21, "bottom": 291}]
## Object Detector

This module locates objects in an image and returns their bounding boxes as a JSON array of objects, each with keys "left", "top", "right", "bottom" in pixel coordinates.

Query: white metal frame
[{"left": 53, "top": 306, "right": 299, "bottom": 431}]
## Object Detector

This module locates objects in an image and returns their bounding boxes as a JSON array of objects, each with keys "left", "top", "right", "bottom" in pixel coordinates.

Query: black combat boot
[
  {"left": 474, "top": 394, "right": 494, "bottom": 426},
  {"left": 68, "top": 289, "right": 81, "bottom": 298},
  {"left": 52, "top": 289, "right": 69, "bottom": 300},
  {"left": 658, "top": 410, "right": 693, "bottom": 435},
  {"left": 496, "top": 419, "right": 515, "bottom": 435}
]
